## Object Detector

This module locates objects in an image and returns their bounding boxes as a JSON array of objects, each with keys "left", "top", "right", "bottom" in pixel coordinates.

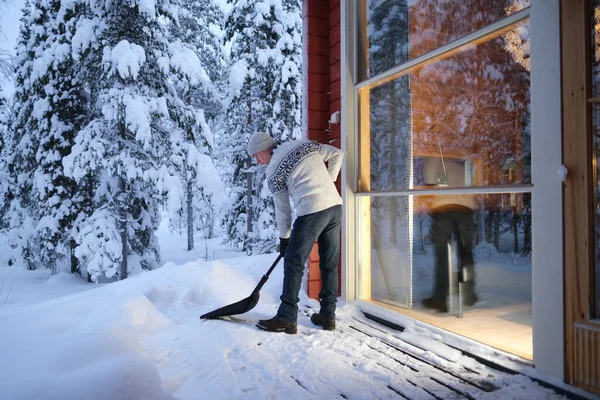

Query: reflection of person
[
  {"left": 246, "top": 132, "right": 344, "bottom": 334},
  {"left": 422, "top": 195, "right": 478, "bottom": 312}
]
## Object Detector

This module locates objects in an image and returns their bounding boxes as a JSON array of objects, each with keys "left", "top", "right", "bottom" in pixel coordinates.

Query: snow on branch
[
  {"left": 0, "top": 48, "right": 12, "bottom": 81},
  {"left": 503, "top": 0, "right": 530, "bottom": 71},
  {"left": 167, "top": 41, "right": 208, "bottom": 86},
  {"left": 103, "top": 40, "right": 147, "bottom": 80}
]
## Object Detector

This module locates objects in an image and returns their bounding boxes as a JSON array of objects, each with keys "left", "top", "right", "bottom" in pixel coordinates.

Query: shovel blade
[{"left": 200, "top": 292, "right": 260, "bottom": 319}]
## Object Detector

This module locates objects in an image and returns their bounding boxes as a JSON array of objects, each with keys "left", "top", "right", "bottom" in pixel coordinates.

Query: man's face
[{"left": 253, "top": 148, "right": 272, "bottom": 165}]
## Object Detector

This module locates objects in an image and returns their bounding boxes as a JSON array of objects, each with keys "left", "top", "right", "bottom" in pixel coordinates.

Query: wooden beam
[{"left": 561, "top": 0, "right": 594, "bottom": 388}]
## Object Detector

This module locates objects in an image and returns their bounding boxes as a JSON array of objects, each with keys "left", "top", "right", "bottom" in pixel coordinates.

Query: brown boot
[
  {"left": 421, "top": 296, "right": 448, "bottom": 312},
  {"left": 256, "top": 317, "right": 297, "bottom": 334},
  {"left": 310, "top": 313, "right": 336, "bottom": 331}
]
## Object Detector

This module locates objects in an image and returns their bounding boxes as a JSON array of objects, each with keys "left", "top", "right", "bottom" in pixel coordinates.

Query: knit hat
[{"left": 247, "top": 132, "right": 275, "bottom": 156}]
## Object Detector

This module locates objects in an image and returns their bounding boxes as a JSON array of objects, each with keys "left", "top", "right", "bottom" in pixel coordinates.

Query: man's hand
[{"left": 279, "top": 237, "right": 290, "bottom": 257}]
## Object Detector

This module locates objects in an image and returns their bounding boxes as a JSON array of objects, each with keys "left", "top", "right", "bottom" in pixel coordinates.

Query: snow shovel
[{"left": 200, "top": 254, "right": 283, "bottom": 319}]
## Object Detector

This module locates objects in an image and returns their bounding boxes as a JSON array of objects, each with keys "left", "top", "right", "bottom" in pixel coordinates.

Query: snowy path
[
  {"left": 130, "top": 277, "right": 568, "bottom": 400},
  {"left": 0, "top": 255, "right": 588, "bottom": 400}
]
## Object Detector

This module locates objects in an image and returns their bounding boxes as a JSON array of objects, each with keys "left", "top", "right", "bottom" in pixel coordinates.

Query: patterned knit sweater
[{"left": 266, "top": 140, "right": 344, "bottom": 239}]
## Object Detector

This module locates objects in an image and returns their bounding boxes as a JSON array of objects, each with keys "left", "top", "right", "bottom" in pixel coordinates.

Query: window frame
[{"left": 344, "top": 0, "right": 565, "bottom": 378}]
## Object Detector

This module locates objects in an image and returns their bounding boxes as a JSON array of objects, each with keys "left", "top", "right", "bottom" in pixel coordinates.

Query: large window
[{"left": 355, "top": 1, "right": 532, "bottom": 358}]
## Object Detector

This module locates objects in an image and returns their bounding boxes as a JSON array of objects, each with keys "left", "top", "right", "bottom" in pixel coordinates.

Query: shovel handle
[{"left": 252, "top": 254, "right": 283, "bottom": 294}]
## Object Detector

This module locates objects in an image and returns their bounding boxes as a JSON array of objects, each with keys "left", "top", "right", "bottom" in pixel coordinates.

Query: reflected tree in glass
[
  {"left": 410, "top": 13, "right": 531, "bottom": 253},
  {"left": 368, "top": 0, "right": 412, "bottom": 249}
]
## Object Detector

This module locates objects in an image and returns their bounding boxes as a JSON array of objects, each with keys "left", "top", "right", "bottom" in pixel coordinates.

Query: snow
[
  {"left": 105, "top": 40, "right": 147, "bottom": 80},
  {"left": 0, "top": 221, "right": 592, "bottom": 400},
  {"left": 123, "top": 93, "right": 153, "bottom": 145},
  {"left": 138, "top": 0, "right": 157, "bottom": 20},
  {"left": 226, "top": 59, "right": 249, "bottom": 102},
  {"left": 73, "top": 208, "right": 122, "bottom": 281},
  {"left": 168, "top": 41, "right": 208, "bottom": 86},
  {"left": 193, "top": 153, "right": 225, "bottom": 199}
]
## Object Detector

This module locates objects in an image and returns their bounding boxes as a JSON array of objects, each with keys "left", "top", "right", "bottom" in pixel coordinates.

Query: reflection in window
[
  {"left": 359, "top": 20, "right": 531, "bottom": 192},
  {"left": 358, "top": 0, "right": 531, "bottom": 81},
  {"left": 368, "top": 76, "right": 412, "bottom": 191},
  {"left": 365, "top": 192, "right": 532, "bottom": 358},
  {"left": 591, "top": 0, "right": 600, "bottom": 317},
  {"left": 357, "top": 4, "right": 533, "bottom": 357},
  {"left": 359, "top": 0, "right": 410, "bottom": 80}
]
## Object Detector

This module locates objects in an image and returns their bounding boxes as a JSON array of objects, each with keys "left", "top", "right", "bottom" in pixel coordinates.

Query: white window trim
[
  {"left": 530, "top": 0, "right": 563, "bottom": 380},
  {"left": 341, "top": 0, "right": 357, "bottom": 301}
]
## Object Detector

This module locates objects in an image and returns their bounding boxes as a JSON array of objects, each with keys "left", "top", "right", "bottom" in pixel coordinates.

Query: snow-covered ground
[{"left": 0, "top": 223, "right": 596, "bottom": 400}]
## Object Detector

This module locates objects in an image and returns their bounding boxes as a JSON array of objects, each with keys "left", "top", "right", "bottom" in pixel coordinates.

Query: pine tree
[
  {"left": 172, "top": 0, "right": 225, "bottom": 114},
  {"left": 0, "top": 95, "right": 12, "bottom": 233},
  {"left": 167, "top": 0, "right": 226, "bottom": 251},
  {"left": 248, "top": 0, "right": 303, "bottom": 254},
  {"left": 4, "top": 0, "right": 45, "bottom": 269},
  {"left": 2, "top": 0, "right": 90, "bottom": 273},
  {"left": 29, "top": 0, "right": 89, "bottom": 274},
  {"left": 0, "top": 92, "right": 9, "bottom": 152},
  {"left": 271, "top": 0, "right": 302, "bottom": 142},
  {"left": 63, "top": 0, "right": 194, "bottom": 281},
  {"left": 221, "top": 0, "right": 302, "bottom": 254},
  {"left": 366, "top": 0, "right": 411, "bottom": 249}
]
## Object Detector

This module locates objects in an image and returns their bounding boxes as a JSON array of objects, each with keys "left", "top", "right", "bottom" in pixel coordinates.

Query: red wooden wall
[{"left": 303, "top": 0, "right": 342, "bottom": 299}]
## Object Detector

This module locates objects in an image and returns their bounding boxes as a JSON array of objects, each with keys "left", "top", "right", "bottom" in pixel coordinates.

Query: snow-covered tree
[
  {"left": 221, "top": 0, "right": 302, "bottom": 254},
  {"left": 0, "top": 95, "right": 12, "bottom": 232},
  {"left": 365, "top": 0, "right": 411, "bottom": 248},
  {"left": 171, "top": 0, "right": 225, "bottom": 115},
  {"left": 271, "top": 0, "right": 302, "bottom": 141},
  {"left": 0, "top": 0, "right": 14, "bottom": 81},
  {"left": 367, "top": 0, "right": 411, "bottom": 192},
  {"left": 3, "top": 0, "right": 46, "bottom": 269},
  {"left": 166, "top": 0, "right": 226, "bottom": 250},
  {"left": 504, "top": 0, "right": 530, "bottom": 72},
  {"left": 29, "top": 0, "right": 90, "bottom": 274},
  {"left": 0, "top": 95, "right": 9, "bottom": 155},
  {"left": 2, "top": 0, "right": 91, "bottom": 273},
  {"left": 63, "top": 0, "right": 197, "bottom": 281},
  {"left": 409, "top": 0, "right": 531, "bottom": 251}
]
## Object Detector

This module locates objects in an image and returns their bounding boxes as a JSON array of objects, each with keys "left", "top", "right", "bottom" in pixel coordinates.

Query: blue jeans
[{"left": 276, "top": 205, "right": 342, "bottom": 322}]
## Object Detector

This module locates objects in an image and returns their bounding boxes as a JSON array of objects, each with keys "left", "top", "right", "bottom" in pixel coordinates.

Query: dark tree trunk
[
  {"left": 187, "top": 180, "right": 194, "bottom": 251},
  {"left": 119, "top": 176, "right": 127, "bottom": 280},
  {"left": 70, "top": 239, "right": 78, "bottom": 274},
  {"left": 246, "top": 156, "right": 253, "bottom": 254},
  {"left": 119, "top": 119, "right": 127, "bottom": 280}
]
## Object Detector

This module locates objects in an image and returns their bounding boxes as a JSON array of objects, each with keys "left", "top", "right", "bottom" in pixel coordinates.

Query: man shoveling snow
[{"left": 247, "top": 132, "right": 343, "bottom": 334}]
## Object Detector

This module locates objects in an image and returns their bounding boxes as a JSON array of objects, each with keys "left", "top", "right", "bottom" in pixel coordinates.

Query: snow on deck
[{"left": 0, "top": 248, "right": 594, "bottom": 399}]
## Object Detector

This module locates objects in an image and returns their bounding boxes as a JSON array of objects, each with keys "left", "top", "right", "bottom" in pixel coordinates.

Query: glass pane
[
  {"left": 358, "top": 0, "right": 531, "bottom": 81},
  {"left": 592, "top": 0, "right": 600, "bottom": 317},
  {"left": 362, "top": 192, "right": 532, "bottom": 358},
  {"left": 359, "top": 20, "right": 531, "bottom": 191},
  {"left": 369, "top": 196, "right": 413, "bottom": 307}
]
